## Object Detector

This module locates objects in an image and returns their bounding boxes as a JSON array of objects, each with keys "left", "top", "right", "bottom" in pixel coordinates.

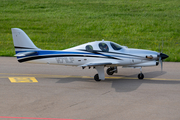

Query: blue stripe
[{"left": 16, "top": 50, "right": 109, "bottom": 59}]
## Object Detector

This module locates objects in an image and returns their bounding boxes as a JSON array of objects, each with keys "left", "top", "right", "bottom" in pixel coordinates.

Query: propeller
[{"left": 158, "top": 40, "right": 169, "bottom": 71}]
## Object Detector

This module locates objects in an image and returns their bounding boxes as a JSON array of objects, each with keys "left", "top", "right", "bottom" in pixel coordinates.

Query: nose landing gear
[
  {"left": 138, "top": 67, "right": 144, "bottom": 79},
  {"left": 138, "top": 73, "right": 144, "bottom": 79}
]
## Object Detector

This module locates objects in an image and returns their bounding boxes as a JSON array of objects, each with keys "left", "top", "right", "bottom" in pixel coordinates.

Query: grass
[{"left": 0, "top": 0, "right": 180, "bottom": 61}]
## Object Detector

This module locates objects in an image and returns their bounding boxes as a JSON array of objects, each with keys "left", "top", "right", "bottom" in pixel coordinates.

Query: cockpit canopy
[
  {"left": 85, "top": 41, "right": 122, "bottom": 52},
  {"left": 65, "top": 41, "right": 124, "bottom": 53}
]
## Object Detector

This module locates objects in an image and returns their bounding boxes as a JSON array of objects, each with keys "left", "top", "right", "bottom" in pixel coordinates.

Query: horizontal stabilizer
[{"left": 15, "top": 51, "right": 38, "bottom": 57}]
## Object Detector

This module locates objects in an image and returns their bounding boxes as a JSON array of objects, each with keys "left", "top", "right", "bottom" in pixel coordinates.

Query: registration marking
[{"left": 8, "top": 77, "right": 38, "bottom": 83}]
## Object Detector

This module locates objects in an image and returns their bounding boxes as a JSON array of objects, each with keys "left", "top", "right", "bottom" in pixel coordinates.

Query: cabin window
[
  {"left": 110, "top": 42, "right": 122, "bottom": 50},
  {"left": 86, "top": 45, "right": 93, "bottom": 52},
  {"left": 99, "top": 43, "right": 109, "bottom": 52}
]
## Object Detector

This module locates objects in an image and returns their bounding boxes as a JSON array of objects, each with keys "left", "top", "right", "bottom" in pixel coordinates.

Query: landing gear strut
[
  {"left": 138, "top": 67, "right": 144, "bottom": 79},
  {"left": 94, "top": 66, "right": 105, "bottom": 82}
]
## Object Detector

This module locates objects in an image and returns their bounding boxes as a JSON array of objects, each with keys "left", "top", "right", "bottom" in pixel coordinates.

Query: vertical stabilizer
[{"left": 11, "top": 28, "right": 40, "bottom": 52}]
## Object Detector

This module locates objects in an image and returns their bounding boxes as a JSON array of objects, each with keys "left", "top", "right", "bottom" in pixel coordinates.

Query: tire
[
  {"left": 94, "top": 74, "right": 101, "bottom": 82},
  {"left": 138, "top": 73, "right": 144, "bottom": 80}
]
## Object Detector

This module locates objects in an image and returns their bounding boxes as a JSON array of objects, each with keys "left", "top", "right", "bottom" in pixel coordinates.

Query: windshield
[{"left": 110, "top": 42, "right": 122, "bottom": 50}]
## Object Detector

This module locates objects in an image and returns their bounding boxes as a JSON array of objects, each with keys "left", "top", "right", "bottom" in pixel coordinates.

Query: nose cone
[{"left": 160, "top": 53, "right": 169, "bottom": 60}]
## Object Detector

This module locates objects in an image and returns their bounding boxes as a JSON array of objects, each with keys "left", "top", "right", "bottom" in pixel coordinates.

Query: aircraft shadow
[
  {"left": 55, "top": 77, "right": 93, "bottom": 83},
  {"left": 109, "top": 71, "right": 169, "bottom": 92},
  {"left": 55, "top": 78, "right": 180, "bottom": 92},
  {"left": 110, "top": 78, "right": 180, "bottom": 92},
  {"left": 113, "top": 71, "right": 167, "bottom": 78},
  {"left": 55, "top": 77, "right": 180, "bottom": 92}
]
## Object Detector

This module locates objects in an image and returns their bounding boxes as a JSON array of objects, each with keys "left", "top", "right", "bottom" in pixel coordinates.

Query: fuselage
[{"left": 16, "top": 41, "right": 160, "bottom": 67}]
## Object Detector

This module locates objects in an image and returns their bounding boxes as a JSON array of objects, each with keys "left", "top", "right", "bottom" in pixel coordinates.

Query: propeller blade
[
  {"left": 159, "top": 56, "right": 162, "bottom": 71},
  {"left": 158, "top": 40, "right": 168, "bottom": 71},
  {"left": 161, "top": 40, "right": 164, "bottom": 53},
  {"left": 161, "top": 59, "right": 163, "bottom": 71}
]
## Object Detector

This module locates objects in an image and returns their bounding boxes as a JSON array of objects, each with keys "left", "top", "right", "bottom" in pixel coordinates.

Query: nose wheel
[
  {"left": 138, "top": 67, "right": 144, "bottom": 79},
  {"left": 138, "top": 73, "right": 144, "bottom": 79}
]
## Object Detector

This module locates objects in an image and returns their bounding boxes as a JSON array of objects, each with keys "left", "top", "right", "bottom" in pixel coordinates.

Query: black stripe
[
  {"left": 79, "top": 49, "right": 154, "bottom": 62},
  {"left": 78, "top": 49, "right": 144, "bottom": 59},
  {"left": 18, "top": 54, "right": 121, "bottom": 63},
  {"left": 15, "top": 46, "right": 36, "bottom": 49}
]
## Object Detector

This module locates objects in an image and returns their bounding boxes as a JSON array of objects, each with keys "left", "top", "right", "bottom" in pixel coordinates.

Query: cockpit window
[
  {"left": 110, "top": 42, "right": 122, "bottom": 50},
  {"left": 99, "top": 43, "right": 109, "bottom": 52},
  {"left": 86, "top": 45, "right": 93, "bottom": 52}
]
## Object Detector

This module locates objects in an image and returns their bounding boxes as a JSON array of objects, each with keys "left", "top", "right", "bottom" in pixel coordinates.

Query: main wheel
[
  {"left": 106, "top": 68, "right": 114, "bottom": 75},
  {"left": 138, "top": 73, "right": 144, "bottom": 79},
  {"left": 94, "top": 74, "right": 101, "bottom": 82}
]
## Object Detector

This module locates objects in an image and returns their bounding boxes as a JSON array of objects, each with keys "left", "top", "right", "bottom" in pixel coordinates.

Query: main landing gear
[
  {"left": 94, "top": 74, "right": 101, "bottom": 82},
  {"left": 93, "top": 66, "right": 105, "bottom": 82},
  {"left": 94, "top": 67, "right": 118, "bottom": 82}
]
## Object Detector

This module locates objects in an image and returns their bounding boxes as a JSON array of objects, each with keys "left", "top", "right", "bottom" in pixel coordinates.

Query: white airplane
[{"left": 11, "top": 28, "right": 169, "bottom": 81}]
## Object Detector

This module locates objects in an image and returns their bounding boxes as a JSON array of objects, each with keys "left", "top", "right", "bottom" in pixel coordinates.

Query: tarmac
[{"left": 0, "top": 57, "right": 180, "bottom": 120}]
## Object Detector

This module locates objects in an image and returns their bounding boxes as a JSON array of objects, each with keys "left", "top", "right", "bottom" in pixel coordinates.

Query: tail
[
  {"left": 11, "top": 28, "right": 40, "bottom": 52},
  {"left": 11, "top": 28, "right": 41, "bottom": 57}
]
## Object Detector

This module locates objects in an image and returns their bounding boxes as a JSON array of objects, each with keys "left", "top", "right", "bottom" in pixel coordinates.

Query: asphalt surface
[{"left": 0, "top": 57, "right": 180, "bottom": 120}]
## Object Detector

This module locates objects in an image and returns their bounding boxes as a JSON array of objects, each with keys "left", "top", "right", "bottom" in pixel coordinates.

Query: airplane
[{"left": 11, "top": 28, "right": 169, "bottom": 81}]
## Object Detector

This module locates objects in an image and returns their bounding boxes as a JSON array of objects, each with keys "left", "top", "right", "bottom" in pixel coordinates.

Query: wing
[
  {"left": 80, "top": 62, "right": 119, "bottom": 67},
  {"left": 81, "top": 62, "right": 112, "bottom": 67}
]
